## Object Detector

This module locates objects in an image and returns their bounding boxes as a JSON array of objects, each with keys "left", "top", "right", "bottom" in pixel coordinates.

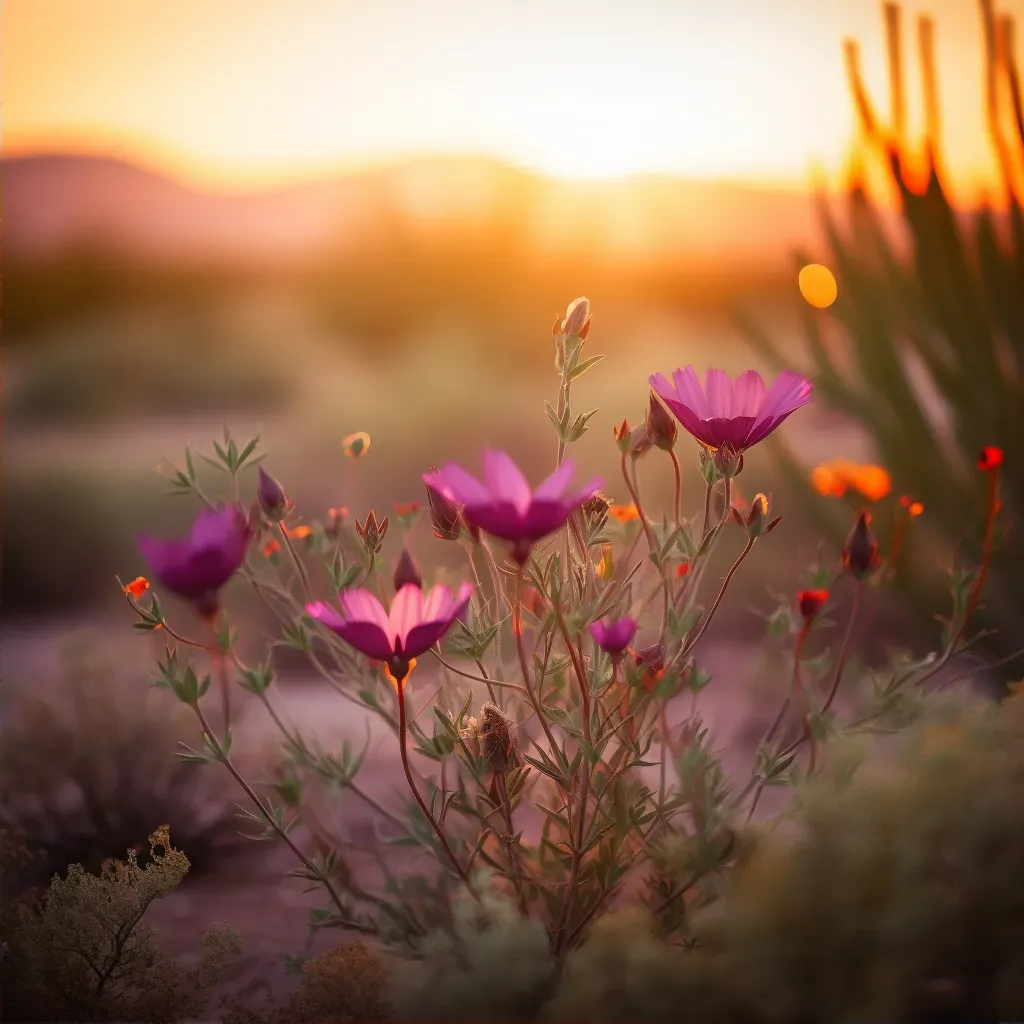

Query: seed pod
[{"left": 480, "top": 702, "right": 520, "bottom": 773}]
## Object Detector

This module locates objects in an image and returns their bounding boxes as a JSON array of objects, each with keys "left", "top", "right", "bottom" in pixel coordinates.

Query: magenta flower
[
  {"left": 649, "top": 367, "right": 812, "bottom": 454},
  {"left": 424, "top": 451, "right": 602, "bottom": 565},
  {"left": 589, "top": 616, "right": 638, "bottom": 656},
  {"left": 138, "top": 505, "right": 253, "bottom": 615},
  {"left": 306, "top": 582, "right": 473, "bottom": 684}
]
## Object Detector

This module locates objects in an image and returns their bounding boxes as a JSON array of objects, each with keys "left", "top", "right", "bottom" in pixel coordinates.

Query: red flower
[
  {"left": 978, "top": 447, "right": 1004, "bottom": 471},
  {"left": 123, "top": 576, "right": 150, "bottom": 600},
  {"left": 797, "top": 589, "right": 829, "bottom": 622}
]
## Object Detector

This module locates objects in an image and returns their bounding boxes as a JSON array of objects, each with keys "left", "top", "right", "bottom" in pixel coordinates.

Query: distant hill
[{"left": 3, "top": 152, "right": 829, "bottom": 268}]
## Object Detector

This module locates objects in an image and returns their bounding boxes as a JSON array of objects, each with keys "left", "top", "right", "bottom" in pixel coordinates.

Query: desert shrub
[
  {"left": 1, "top": 636, "right": 244, "bottom": 894},
  {"left": 221, "top": 940, "right": 391, "bottom": 1024},
  {"left": 0, "top": 826, "right": 243, "bottom": 1023},
  {"left": 6, "top": 308, "right": 293, "bottom": 428},
  {"left": 741, "top": 0, "right": 1024, "bottom": 676}
]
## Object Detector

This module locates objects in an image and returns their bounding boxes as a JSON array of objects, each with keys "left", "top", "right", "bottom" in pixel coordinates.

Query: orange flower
[
  {"left": 899, "top": 495, "right": 924, "bottom": 517},
  {"left": 978, "top": 446, "right": 1004, "bottom": 471},
  {"left": 676, "top": 562, "right": 690, "bottom": 577},
  {"left": 328, "top": 506, "right": 349, "bottom": 521},
  {"left": 342, "top": 431, "right": 371, "bottom": 459},
  {"left": 812, "top": 459, "right": 891, "bottom": 501},
  {"left": 608, "top": 504, "right": 639, "bottom": 523},
  {"left": 286, "top": 525, "right": 312, "bottom": 539},
  {"left": 595, "top": 544, "right": 615, "bottom": 580},
  {"left": 263, "top": 539, "right": 281, "bottom": 556},
  {"left": 123, "top": 576, "right": 150, "bottom": 600},
  {"left": 394, "top": 501, "right": 420, "bottom": 515},
  {"left": 797, "top": 589, "right": 829, "bottom": 622}
]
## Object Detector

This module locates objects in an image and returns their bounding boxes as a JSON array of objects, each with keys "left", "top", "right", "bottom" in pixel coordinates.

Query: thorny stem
[
  {"left": 396, "top": 680, "right": 475, "bottom": 891},
  {"left": 190, "top": 703, "right": 349, "bottom": 920}
]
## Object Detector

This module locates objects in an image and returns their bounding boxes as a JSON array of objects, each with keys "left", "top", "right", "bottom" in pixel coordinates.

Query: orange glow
[
  {"left": 609, "top": 504, "right": 639, "bottom": 523},
  {"left": 384, "top": 657, "right": 417, "bottom": 691},
  {"left": 799, "top": 264, "right": 839, "bottom": 309},
  {"left": 263, "top": 539, "right": 281, "bottom": 556},
  {"left": 286, "top": 525, "right": 312, "bottom": 539},
  {"left": 4, "top": 0, "right": 1013, "bottom": 193},
  {"left": 596, "top": 544, "right": 615, "bottom": 581},
  {"left": 812, "top": 459, "right": 891, "bottom": 501}
]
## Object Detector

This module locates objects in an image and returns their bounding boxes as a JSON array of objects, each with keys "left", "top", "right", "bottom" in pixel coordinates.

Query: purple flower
[
  {"left": 588, "top": 616, "right": 638, "bottom": 656},
  {"left": 306, "top": 582, "right": 473, "bottom": 684},
  {"left": 138, "top": 505, "right": 253, "bottom": 614},
  {"left": 424, "top": 451, "right": 602, "bottom": 565},
  {"left": 648, "top": 367, "right": 812, "bottom": 454}
]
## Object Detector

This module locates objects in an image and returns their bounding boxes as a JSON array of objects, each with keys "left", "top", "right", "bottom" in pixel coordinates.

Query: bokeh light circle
[{"left": 798, "top": 263, "right": 838, "bottom": 309}]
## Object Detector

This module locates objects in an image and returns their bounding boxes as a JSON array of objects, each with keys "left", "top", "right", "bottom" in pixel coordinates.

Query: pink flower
[
  {"left": 424, "top": 451, "right": 602, "bottom": 565},
  {"left": 589, "top": 616, "right": 638, "bottom": 656},
  {"left": 649, "top": 367, "right": 812, "bottom": 454},
  {"left": 138, "top": 505, "right": 253, "bottom": 616},
  {"left": 306, "top": 582, "right": 473, "bottom": 683}
]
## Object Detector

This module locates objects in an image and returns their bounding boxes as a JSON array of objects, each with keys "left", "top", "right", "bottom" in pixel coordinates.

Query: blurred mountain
[{"left": 4, "top": 152, "right": 825, "bottom": 268}]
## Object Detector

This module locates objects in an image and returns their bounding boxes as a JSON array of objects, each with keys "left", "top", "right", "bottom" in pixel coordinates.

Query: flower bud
[
  {"left": 628, "top": 424, "right": 655, "bottom": 458},
  {"left": 581, "top": 490, "right": 612, "bottom": 532},
  {"left": 978, "top": 446, "right": 1004, "bottom": 471},
  {"left": 842, "top": 511, "right": 880, "bottom": 579},
  {"left": 613, "top": 419, "right": 632, "bottom": 454},
  {"left": 562, "top": 296, "right": 592, "bottom": 339},
  {"left": 393, "top": 549, "right": 422, "bottom": 591},
  {"left": 797, "top": 589, "right": 829, "bottom": 623},
  {"left": 342, "top": 432, "right": 371, "bottom": 459},
  {"left": 645, "top": 392, "right": 677, "bottom": 451},
  {"left": 742, "top": 492, "right": 780, "bottom": 538},
  {"left": 257, "top": 466, "right": 290, "bottom": 522},
  {"left": 355, "top": 510, "right": 389, "bottom": 558},
  {"left": 480, "top": 702, "right": 520, "bottom": 773},
  {"left": 424, "top": 468, "right": 462, "bottom": 541}
]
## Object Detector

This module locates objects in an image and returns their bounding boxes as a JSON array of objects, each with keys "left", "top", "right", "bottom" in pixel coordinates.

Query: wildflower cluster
[{"left": 120, "top": 297, "right": 1007, "bottom": 967}]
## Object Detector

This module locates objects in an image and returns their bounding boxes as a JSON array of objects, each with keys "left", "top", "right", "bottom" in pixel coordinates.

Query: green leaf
[{"left": 566, "top": 354, "right": 605, "bottom": 381}]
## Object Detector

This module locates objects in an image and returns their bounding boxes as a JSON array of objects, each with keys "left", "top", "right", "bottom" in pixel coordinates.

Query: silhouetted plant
[
  {"left": 1, "top": 637, "right": 244, "bottom": 894},
  {"left": 740, "top": 0, "right": 1024, "bottom": 682},
  {"left": 0, "top": 826, "right": 242, "bottom": 1023}
]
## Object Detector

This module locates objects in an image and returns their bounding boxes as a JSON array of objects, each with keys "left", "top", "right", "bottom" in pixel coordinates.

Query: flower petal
[
  {"left": 532, "top": 460, "right": 576, "bottom": 502},
  {"left": 429, "top": 463, "right": 491, "bottom": 506},
  {"left": 730, "top": 370, "right": 767, "bottom": 418},
  {"left": 704, "top": 369, "right": 733, "bottom": 419},
  {"left": 390, "top": 583, "right": 424, "bottom": 648},
  {"left": 481, "top": 450, "right": 533, "bottom": 514}
]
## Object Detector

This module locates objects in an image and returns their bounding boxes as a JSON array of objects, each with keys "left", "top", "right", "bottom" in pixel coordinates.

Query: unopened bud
[
  {"left": 842, "top": 511, "right": 880, "bottom": 580},
  {"left": 562, "top": 296, "right": 592, "bottom": 339},
  {"left": 743, "top": 492, "right": 779, "bottom": 538},
  {"left": 480, "top": 702, "right": 520, "bottom": 773},
  {"left": 257, "top": 466, "right": 290, "bottom": 522},
  {"left": 424, "top": 469, "right": 462, "bottom": 541},
  {"left": 581, "top": 490, "right": 612, "bottom": 529},
  {"left": 613, "top": 419, "right": 632, "bottom": 454},
  {"left": 355, "top": 510, "right": 389, "bottom": 558},
  {"left": 393, "top": 549, "right": 422, "bottom": 591},
  {"left": 628, "top": 424, "right": 655, "bottom": 458},
  {"left": 645, "top": 392, "right": 677, "bottom": 451}
]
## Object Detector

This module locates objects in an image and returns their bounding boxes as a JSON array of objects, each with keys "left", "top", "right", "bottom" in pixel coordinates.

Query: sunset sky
[{"left": 6, "top": 0, "right": 1022, "bottom": 191}]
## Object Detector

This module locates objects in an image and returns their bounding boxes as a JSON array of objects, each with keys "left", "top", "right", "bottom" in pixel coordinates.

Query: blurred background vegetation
[{"left": 3, "top": 1, "right": 1020, "bottom": 669}]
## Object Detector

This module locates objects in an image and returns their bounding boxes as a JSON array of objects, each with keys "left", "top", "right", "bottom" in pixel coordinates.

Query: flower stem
[
  {"left": 191, "top": 703, "right": 348, "bottom": 919},
  {"left": 669, "top": 449, "right": 683, "bottom": 532},
  {"left": 513, "top": 571, "right": 561, "bottom": 754},
  {"left": 396, "top": 681, "right": 474, "bottom": 890},
  {"left": 279, "top": 522, "right": 312, "bottom": 596},
  {"left": 821, "top": 582, "right": 862, "bottom": 716}
]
